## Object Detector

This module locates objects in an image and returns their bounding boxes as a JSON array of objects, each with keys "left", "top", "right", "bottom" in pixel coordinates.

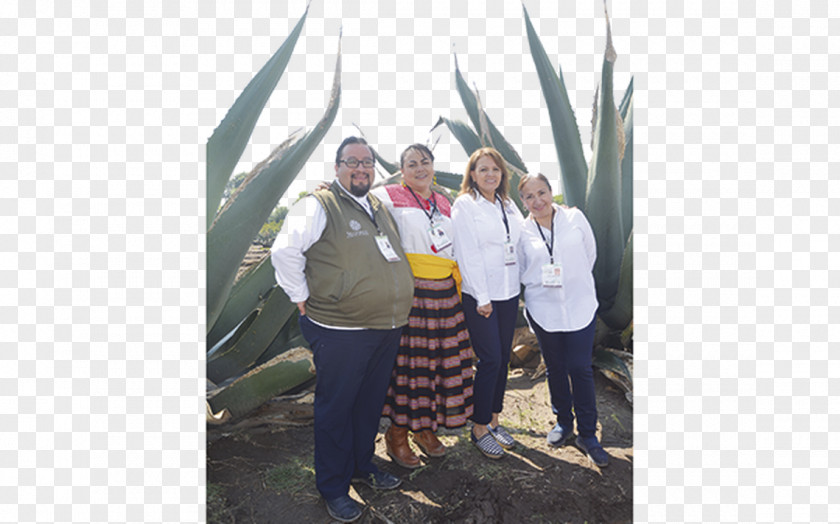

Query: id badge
[
  {"left": 503, "top": 240, "right": 517, "bottom": 266},
  {"left": 375, "top": 235, "right": 401, "bottom": 262},
  {"left": 541, "top": 263, "right": 563, "bottom": 287},
  {"left": 427, "top": 224, "right": 452, "bottom": 252}
]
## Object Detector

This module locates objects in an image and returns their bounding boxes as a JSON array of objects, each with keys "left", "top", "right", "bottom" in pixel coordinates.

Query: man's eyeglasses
[{"left": 339, "top": 157, "right": 375, "bottom": 168}]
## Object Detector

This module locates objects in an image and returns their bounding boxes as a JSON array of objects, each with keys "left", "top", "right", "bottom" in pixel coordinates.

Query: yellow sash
[{"left": 405, "top": 253, "right": 462, "bottom": 297}]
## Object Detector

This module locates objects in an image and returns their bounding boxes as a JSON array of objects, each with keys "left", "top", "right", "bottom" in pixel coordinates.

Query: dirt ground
[{"left": 207, "top": 360, "right": 632, "bottom": 524}]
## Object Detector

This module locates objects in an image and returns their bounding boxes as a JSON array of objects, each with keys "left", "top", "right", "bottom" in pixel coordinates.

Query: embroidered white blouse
[
  {"left": 518, "top": 204, "right": 598, "bottom": 332},
  {"left": 370, "top": 184, "right": 455, "bottom": 260},
  {"left": 451, "top": 191, "right": 523, "bottom": 306}
]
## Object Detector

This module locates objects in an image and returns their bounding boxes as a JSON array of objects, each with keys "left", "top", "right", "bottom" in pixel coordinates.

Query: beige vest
[{"left": 304, "top": 183, "right": 414, "bottom": 329}]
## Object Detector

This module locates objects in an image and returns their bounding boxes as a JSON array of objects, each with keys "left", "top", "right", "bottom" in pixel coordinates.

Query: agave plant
[
  {"left": 430, "top": 4, "right": 633, "bottom": 389},
  {"left": 206, "top": 9, "right": 342, "bottom": 422},
  {"left": 526, "top": 4, "right": 633, "bottom": 335}
]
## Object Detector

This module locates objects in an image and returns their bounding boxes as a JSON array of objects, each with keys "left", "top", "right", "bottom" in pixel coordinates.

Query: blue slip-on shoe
[
  {"left": 352, "top": 470, "right": 402, "bottom": 490},
  {"left": 575, "top": 436, "right": 610, "bottom": 467},
  {"left": 324, "top": 495, "right": 362, "bottom": 523},
  {"left": 487, "top": 424, "right": 516, "bottom": 449},
  {"left": 546, "top": 423, "right": 575, "bottom": 447},
  {"left": 471, "top": 428, "right": 505, "bottom": 459}
]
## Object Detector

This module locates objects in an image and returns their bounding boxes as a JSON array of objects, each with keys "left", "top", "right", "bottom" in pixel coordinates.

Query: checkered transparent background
[{"left": 3, "top": 0, "right": 838, "bottom": 522}]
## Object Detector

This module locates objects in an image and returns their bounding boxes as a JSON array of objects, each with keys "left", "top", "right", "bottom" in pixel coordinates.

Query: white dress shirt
[
  {"left": 518, "top": 204, "right": 598, "bottom": 332},
  {"left": 371, "top": 185, "right": 455, "bottom": 259},
  {"left": 451, "top": 191, "right": 523, "bottom": 306}
]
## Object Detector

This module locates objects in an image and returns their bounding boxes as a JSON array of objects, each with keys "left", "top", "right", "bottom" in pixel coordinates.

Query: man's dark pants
[{"left": 298, "top": 314, "right": 402, "bottom": 500}]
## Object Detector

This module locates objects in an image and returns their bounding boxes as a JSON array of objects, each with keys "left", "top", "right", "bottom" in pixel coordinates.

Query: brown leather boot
[
  {"left": 385, "top": 425, "right": 421, "bottom": 469},
  {"left": 412, "top": 429, "right": 446, "bottom": 457}
]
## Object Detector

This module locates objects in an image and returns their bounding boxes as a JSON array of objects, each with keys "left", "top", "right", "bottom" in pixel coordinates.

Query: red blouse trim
[{"left": 384, "top": 184, "right": 452, "bottom": 217}]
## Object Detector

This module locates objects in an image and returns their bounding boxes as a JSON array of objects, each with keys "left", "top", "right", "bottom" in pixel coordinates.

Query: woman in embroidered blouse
[
  {"left": 517, "top": 173, "right": 610, "bottom": 467},
  {"left": 372, "top": 144, "right": 475, "bottom": 469},
  {"left": 450, "top": 147, "right": 524, "bottom": 459}
]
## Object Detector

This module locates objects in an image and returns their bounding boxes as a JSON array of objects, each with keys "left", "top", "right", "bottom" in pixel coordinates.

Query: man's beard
[{"left": 349, "top": 180, "right": 371, "bottom": 197}]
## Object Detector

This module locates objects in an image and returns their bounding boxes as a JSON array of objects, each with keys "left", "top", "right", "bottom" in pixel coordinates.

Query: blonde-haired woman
[{"left": 451, "top": 147, "right": 523, "bottom": 459}]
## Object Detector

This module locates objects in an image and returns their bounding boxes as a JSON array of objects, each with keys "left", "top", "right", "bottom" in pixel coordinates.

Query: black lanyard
[
  {"left": 406, "top": 185, "right": 438, "bottom": 223},
  {"left": 496, "top": 195, "right": 510, "bottom": 241},
  {"left": 348, "top": 195, "right": 381, "bottom": 234},
  {"left": 534, "top": 208, "right": 555, "bottom": 264}
]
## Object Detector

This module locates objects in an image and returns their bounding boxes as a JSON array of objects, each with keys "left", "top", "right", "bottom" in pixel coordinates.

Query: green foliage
[
  {"left": 221, "top": 172, "right": 248, "bottom": 204},
  {"left": 552, "top": 194, "right": 564, "bottom": 206},
  {"left": 430, "top": 59, "right": 527, "bottom": 213},
  {"left": 206, "top": 9, "right": 309, "bottom": 229},
  {"left": 436, "top": 6, "right": 633, "bottom": 385},
  {"left": 256, "top": 221, "right": 280, "bottom": 247},
  {"left": 206, "top": 483, "right": 233, "bottom": 524},
  {"left": 522, "top": 5, "right": 588, "bottom": 209},
  {"left": 440, "top": 6, "right": 632, "bottom": 333},
  {"left": 207, "top": 349, "right": 315, "bottom": 418},
  {"left": 523, "top": 5, "right": 632, "bottom": 334},
  {"left": 207, "top": 17, "right": 342, "bottom": 334},
  {"left": 584, "top": 19, "right": 624, "bottom": 318},
  {"left": 268, "top": 205, "right": 289, "bottom": 223},
  {"left": 371, "top": 146, "right": 400, "bottom": 175},
  {"left": 254, "top": 206, "right": 288, "bottom": 247},
  {"left": 206, "top": 10, "right": 336, "bottom": 418},
  {"left": 265, "top": 457, "right": 316, "bottom": 495},
  {"left": 592, "top": 347, "right": 632, "bottom": 381}
]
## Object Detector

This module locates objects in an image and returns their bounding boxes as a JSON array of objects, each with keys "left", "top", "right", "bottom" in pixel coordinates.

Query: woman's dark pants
[
  {"left": 461, "top": 293, "right": 520, "bottom": 425},
  {"left": 527, "top": 311, "right": 598, "bottom": 438}
]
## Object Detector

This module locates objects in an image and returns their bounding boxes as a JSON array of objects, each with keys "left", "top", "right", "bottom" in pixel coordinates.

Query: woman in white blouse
[
  {"left": 517, "top": 173, "right": 610, "bottom": 467},
  {"left": 451, "top": 147, "right": 523, "bottom": 459},
  {"left": 372, "top": 144, "right": 475, "bottom": 469}
]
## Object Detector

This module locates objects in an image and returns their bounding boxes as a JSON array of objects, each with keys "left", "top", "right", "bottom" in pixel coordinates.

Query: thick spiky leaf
[
  {"left": 206, "top": 347, "right": 315, "bottom": 421},
  {"left": 207, "top": 8, "right": 308, "bottom": 228},
  {"left": 592, "top": 348, "right": 632, "bottom": 382},
  {"left": 469, "top": 81, "right": 526, "bottom": 212},
  {"left": 584, "top": 7, "right": 624, "bottom": 313},
  {"left": 620, "top": 96, "right": 633, "bottom": 244},
  {"left": 598, "top": 231, "right": 633, "bottom": 330},
  {"left": 207, "top": 286, "right": 298, "bottom": 384},
  {"left": 432, "top": 171, "right": 463, "bottom": 191},
  {"left": 207, "top": 39, "right": 342, "bottom": 330},
  {"left": 371, "top": 147, "right": 400, "bottom": 175},
  {"left": 372, "top": 171, "right": 402, "bottom": 188},
  {"left": 618, "top": 76, "right": 633, "bottom": 121},
  {"left": 207, "top": 309, "right": 259, "bottom": 361},
  {"left": 254, "top": 312, "right": 305, "bottom": 366},
  {"left": 620, "top": 321, "right": 633, "bottom": 350},
  {"left": 431, "top": 184, "right": 456, "bottom": 204},
  {"left": 454, "top": 56, "right": 528, "bottom": 212},
  {"left": 454, "top": 55, "right": 528, "bottom": 174},
  {"left": 431, "top": 116, "right": 483, "bottom": 157},
  {"left": 207, "top": 254, "right": 276, "bottom": 349},
  {"left": 523, "top": 5, "right": 588, "bottom": 208}
]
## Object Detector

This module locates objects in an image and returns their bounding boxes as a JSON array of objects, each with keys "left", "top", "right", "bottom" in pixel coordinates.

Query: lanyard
[
  {"left": 534, "top": 208, "right": 555, "bottom": 264},
  {"left": 347, "top": 195, "right": 381, "bottom": 234},
  {"left": 496, "top": 195, "right": 510, "bottom": 241},
  {"left": 405, "top": 185, "right": 438, "bottom": 223}
]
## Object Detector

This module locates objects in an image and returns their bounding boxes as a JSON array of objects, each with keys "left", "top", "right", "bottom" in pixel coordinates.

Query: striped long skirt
[{"left": 382, "top": 276, "right": 475, "bottom": 431}]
